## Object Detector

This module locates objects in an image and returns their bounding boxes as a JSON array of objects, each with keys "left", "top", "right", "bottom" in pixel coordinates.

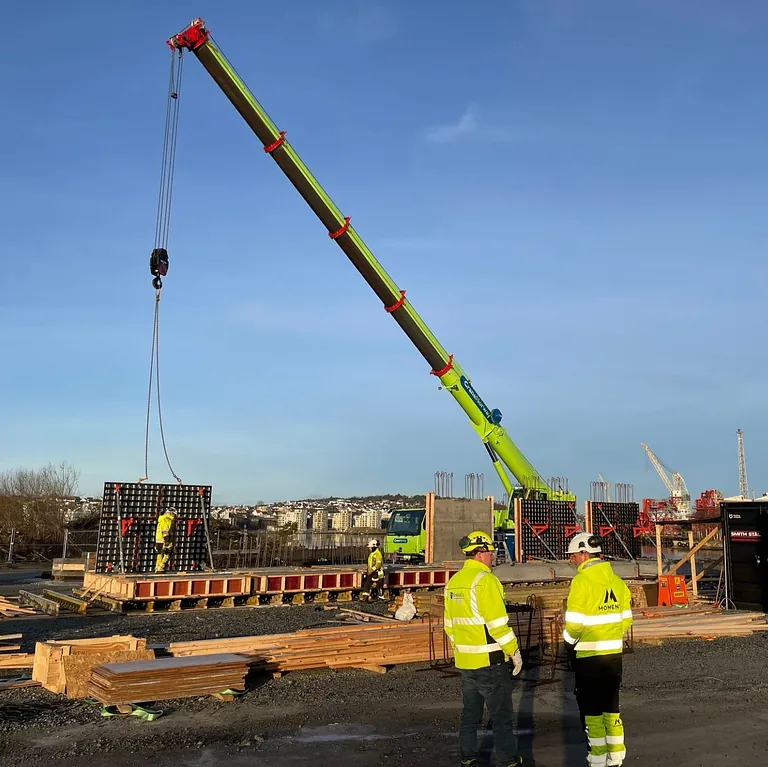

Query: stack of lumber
[
  {"left": 168, "top": 621, "right": 453, "bottom": 672},
  {"left": 0, "top": 633, "right": 34, "bottom": 670},
  {"left": 0, "top": 595, "right": 37, "bottom": 618},
  {"left": 631, "top": 605, "right": 768, "bottom": 644},
  {"left": 32, "top": 635, "right": 151, "bottom": 695},
  {"left": 87, "top": 653, "right": 250, "bottom": 705},
  {"left": 389, "top": 584, "right": 572, "bottom": 615}
]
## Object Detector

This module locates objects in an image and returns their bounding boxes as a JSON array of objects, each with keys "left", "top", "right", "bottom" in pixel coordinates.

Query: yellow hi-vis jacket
[
  {"left": 155, "top": 513, "right": 175, "bottom": 544},
  {"left": 443, "top": 559, "right": 519, "bottom": 670},
  {"left": 367, "top": 548, "right": 383, "bottom": 574},
  {"left": 563, "top": 558, "right": 633, "bottom": 658}
]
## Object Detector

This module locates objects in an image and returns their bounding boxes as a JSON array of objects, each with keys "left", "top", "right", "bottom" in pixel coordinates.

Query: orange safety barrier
[{"left": 657, "top": 575, "right": 688, "bottom": 607}]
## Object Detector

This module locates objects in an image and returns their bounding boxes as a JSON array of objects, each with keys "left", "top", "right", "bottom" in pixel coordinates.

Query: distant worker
[
  {"left": 155, "top": 506, "right": 178, "bottom": 573},
  {"left": 360, "top": 539, "right": 385, "bottom": 601},
  {"left": 444, "top": 530, "right": 524, "bottom": 767},
  {"left": 563, "top": 532, "right": 633, "bottom": 767}
]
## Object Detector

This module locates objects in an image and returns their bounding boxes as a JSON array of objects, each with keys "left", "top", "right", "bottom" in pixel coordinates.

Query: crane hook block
[{"left": 150, "top": 248, "right": 169, "bottom": 290}]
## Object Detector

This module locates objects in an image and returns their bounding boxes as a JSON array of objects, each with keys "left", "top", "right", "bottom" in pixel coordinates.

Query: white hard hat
[
  {"left": 567, "top": 532, "right": 602, "bottom": 555},
  {"left": 367, "top": 539, "right": 379, "bottom": 548}
]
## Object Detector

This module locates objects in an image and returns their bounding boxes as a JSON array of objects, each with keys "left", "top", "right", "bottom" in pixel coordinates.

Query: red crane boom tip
[{"left": 167, "top": 18, "right": 210, "bottom": 51}]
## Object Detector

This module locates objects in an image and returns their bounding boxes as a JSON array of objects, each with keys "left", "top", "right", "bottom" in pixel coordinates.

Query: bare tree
[{"left": 0, "top": 461, "right": 81, "bottom": 545}]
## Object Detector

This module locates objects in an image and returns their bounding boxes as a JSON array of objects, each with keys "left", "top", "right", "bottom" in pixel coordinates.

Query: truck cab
[{"left": 384, "top": 507, "right": 426, "bottom": 563}]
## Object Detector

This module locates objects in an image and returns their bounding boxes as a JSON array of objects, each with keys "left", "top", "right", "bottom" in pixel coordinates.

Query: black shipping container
[{"left": 721, "top": 500, "right": 768, "bottom": 611}]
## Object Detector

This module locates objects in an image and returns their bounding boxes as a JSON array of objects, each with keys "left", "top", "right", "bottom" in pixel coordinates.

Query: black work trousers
[
  {"left": 574, "top": 653, "right": 623, "bottom": 724},
  {"left": 361, "top": 571, "right": 383, "bottom": 597},
  {"left": 459, "top": 661, "right": 519, "bottom": 765}
]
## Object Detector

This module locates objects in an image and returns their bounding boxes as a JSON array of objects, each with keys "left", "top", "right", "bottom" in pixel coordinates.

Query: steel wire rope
[{"left": 142, "top": 49, "right": 185, "bottom": 485}]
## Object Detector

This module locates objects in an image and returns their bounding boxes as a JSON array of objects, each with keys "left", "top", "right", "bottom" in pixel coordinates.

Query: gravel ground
[{"left": 2, "top": 606, "right": 768, "bottom": 765}]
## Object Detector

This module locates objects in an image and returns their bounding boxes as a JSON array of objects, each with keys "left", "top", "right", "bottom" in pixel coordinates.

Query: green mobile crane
[{"left": 165, "top": 19, "right": 575, "bottom": 560}]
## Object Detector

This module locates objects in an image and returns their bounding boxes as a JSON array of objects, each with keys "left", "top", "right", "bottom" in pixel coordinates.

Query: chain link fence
[{"left": 210, "top": 530, "right": 371, "bottom": 569}]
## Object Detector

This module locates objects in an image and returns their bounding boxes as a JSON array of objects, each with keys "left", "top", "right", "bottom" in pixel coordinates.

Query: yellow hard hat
[{"left": 459, "top": 530, "right": 494, "bottom": 553}]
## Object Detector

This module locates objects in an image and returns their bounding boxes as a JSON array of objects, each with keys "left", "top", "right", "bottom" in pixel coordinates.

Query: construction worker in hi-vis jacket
[
  {"left": 444, "top": 530, "right": 524, "bottom": 767},
  {"left": 154, "top": 507, "right": 177, "bottom": 572},
  {"left": 563, "top": 532, "right": 633, "bottom": 767},
  {"left": 361, "top": 539, "right": 385, "bottom": 601}
]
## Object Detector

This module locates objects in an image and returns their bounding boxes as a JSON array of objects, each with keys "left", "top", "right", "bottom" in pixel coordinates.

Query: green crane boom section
[{"left": 168, "top": 18, "right": 573, "bottom": 503}]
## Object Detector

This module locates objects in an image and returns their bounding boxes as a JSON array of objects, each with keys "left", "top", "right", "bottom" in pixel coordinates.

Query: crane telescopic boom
[{"left": 167, "top": 18, "right": 572, "bottom": 503}]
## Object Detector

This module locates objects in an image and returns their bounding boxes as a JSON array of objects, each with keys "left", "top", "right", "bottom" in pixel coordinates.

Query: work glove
[{"left": 511, "top": 649, "right": 523, "bottom": 677}]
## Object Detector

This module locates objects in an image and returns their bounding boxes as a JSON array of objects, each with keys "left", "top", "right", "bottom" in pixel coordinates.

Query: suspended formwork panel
[{"left": 95, "top": 482, "right": 213, "bottom": 574}]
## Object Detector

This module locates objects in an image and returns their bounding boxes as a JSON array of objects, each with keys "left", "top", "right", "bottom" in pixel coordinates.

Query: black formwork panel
[
  {"left": 95, "top": 482, "right": 212, "bottom": 574},
  {"left": 588, "top": 502, "right": 642, "bottom": 560},
  {"left": 517, "top": 500, "right": 581, "bottom": 562},
  {"left": 721, "top": 501, "right": 768, "bottom": 611}
]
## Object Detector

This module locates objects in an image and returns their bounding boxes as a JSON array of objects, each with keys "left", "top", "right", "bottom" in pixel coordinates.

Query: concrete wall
[{"left": 426, "top": 495, "right": 494, "bottom": 563}]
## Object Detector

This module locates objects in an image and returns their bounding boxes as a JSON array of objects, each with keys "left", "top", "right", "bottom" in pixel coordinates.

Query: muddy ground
[{"left": 1, "top": 603, "right": 767, "bottom": 766}]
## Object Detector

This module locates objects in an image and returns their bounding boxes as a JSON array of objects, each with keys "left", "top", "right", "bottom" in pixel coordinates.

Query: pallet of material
[
  {"left": 33, "top": 635, "right": 149, "bottom": 694},
  {"left": 86, "top": 653, "right": 251, "bottom": 705}
]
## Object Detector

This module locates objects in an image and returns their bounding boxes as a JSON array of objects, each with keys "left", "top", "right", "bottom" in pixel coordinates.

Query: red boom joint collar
[
  {"left": 385, "top": 290, "right": 406, "bottom": 312},
  {"left": 329, "top": 217, "right": 351, "bottom": 239},
  {"left": 264, "top": 131, "right": 286, "bottom": 153},
  {"left": 430, "top": 354, "right": 454, "bottom": 377}
]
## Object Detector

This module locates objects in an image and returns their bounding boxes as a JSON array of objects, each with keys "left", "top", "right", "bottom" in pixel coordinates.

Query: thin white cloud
[
  {"left": 425, "top": 106, "right": 478, "bottom": 143},
  {"left": 424, "top": 106, "right": 521, "bottom": 144}
]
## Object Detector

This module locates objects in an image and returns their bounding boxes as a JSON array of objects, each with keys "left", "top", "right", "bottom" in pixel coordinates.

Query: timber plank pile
[
  {"left": 0, "top": 633, "right": 34, "bottom": 670},
  {"left": 168, "top": 620, "right": 453, "bottom": 671},
  {"left": 0, "top": 595, "right": 37, "bottom": 619},
  {"left": 87, "top": 653, "right": 251, "bottom": 705},
  {"left": 631, "top": 605, "right": 768, "bottom": 644}
]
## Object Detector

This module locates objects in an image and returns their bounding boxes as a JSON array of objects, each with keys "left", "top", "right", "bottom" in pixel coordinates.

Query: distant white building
[
  {"left": 352, "top": 509, "right": 382, "bottom": 529},
  {"left": 277, "top": 509, "right": 306, "bottom": 529},
  {"left": 310, "top": 509, "right": 329, "bottom": 531},
  {"left": 330, "top": 510, "right": 352, "bottom": 531}
]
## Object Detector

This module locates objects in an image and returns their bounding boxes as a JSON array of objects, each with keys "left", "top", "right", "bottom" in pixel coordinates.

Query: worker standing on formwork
[
  {"left": 444, "top": 530, "right": 524, "bottom": 767},
  {"left": 563, "top": 532, "right": 633, "bottom": 767},
  {"left": 361, "top": 539, "right": 385, "bottom": 601},
  {"left": 154, "top": 507, "right": 177, "bottom": 573}
]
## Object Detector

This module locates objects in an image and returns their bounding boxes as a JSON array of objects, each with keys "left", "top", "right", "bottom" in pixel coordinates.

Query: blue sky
[{"left": 1, "top": 0, "right": 766, "bottom": 505}]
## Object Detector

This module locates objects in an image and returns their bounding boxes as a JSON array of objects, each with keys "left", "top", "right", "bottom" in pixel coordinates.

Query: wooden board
[{"left": 62, "top": 649, "right": 155, "bottom": 698}]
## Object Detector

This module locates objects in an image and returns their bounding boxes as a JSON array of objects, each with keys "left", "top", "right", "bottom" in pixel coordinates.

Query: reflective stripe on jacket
[
  {"left": 155, "top": 513, "right": 175, "bottom": 544},
  {"left": 367, "top": 548, "right": 383, "bottom": 574},
  {"left": 563, "top": 558, "right": 633, "bottom": 658},
  {"left": 443, "top": 559, "right": 519, "bottom": 670}
]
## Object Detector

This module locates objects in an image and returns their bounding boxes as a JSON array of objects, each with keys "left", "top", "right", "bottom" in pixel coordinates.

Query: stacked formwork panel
[
  {"left": 513, "top": 499, "right": 583, "bottom": 563},
  {"left": 95, "top": 482, "right": 212, "bottom": 574},
  {"left": 584, "top": 501, "right": 644, "bottom": 560}
]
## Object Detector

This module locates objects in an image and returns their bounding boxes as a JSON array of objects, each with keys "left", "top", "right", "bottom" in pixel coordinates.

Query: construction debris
[{"left": 86, "top": 653, "right": 251, "bottom": 705}]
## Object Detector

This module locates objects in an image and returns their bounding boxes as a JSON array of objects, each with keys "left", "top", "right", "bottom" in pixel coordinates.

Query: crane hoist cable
[{"left": 140, "top": 48, "right": 185, "bottom": 485}]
